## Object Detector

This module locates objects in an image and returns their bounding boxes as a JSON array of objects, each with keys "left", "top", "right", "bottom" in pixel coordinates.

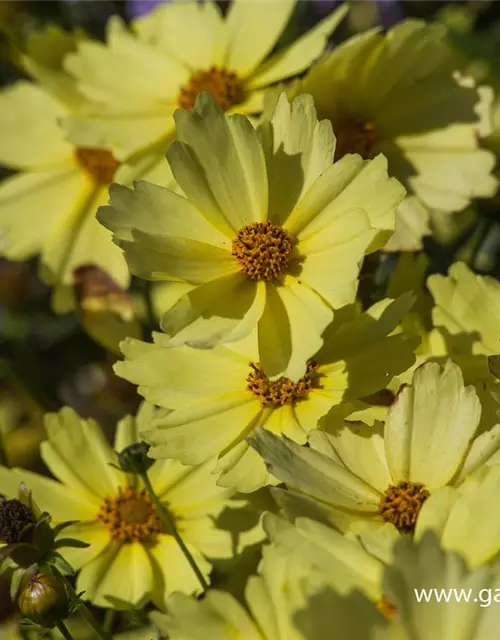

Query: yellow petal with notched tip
[{"left": 384, "top": 361, "right": 481, "bottom": 489}]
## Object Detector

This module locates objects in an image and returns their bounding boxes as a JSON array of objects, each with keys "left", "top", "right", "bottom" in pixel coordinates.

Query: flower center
[
  {"left": 379, "top": 481, "right": 429, "bottom": 534},
  {"left": 75, "top": 147, "right": 120, "bottom": 184},
  {"left": 179, "top": 66, "right": 244, "bottom": 112},
  {"left": 247, "top": 361, "right": 320, "bottom": 407},
  {"left": 0, "top": 498, "right": 36, "bottom": 544},
  {"left": 333, "top": 115, "right": 378, "bottom": 161},
  {"left": 97, "top": 487, "right": 162, "bottom": 543},
  {"left": 232, "top": 222, "right": 293, "bottom": 281}
]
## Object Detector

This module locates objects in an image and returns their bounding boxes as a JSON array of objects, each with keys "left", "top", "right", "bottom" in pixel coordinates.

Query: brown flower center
[
  {"left": 75, "top": 147, "right": 120, "bottom": 184},
  {"left": 232, "top": 222, "right": 293, "bottom": 281},
  {"left": 333, "top": 115, "right": 378, "bottom": 161},
  {"left": 97, "top": 487, "right": 162, "bottom": 543},
  {"left": 179, "top": 66, "right": 244, "bottom": 112},
  {"left": 379, "top": 481, "right": 429, "bottom": 534},
  {"left": 247, "top": 361, "right": 320, "bottom": 407},
  {"left": 0, "top": 498, "right": 36, "bottom": 544}
]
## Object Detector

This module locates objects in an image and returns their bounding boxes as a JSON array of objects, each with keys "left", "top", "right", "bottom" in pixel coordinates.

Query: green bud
[
  {"left": 18, "top": 572, "right": 70, "bottom": 628},
  {"left": 117, "top": 441, "right": 154, "bottom": 474}
]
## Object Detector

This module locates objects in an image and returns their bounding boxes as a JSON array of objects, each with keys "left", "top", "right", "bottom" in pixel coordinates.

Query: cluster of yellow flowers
[{"left": 2, "top": 1, "right": 500, "bottom": 638}]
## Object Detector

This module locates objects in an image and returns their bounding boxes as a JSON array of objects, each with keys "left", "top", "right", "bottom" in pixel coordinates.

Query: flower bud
[
  {"left": 117, "top": 441, "right": 154, "bottom": 474},
  {"left": 18, "top": 572, "right": 70, "bottom": 628}
]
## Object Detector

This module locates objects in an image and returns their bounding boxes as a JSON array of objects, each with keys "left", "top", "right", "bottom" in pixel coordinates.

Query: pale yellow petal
[
  {"left": 117, "top": 338, "right": 249, "bottom": 409},
  {"left": 0, "top": 81, "right": 72, "bottom": 170},
  {"left": 246, "top": 5, "right": 348, "bottom": 89},
  {"left": 168, "top": 94, "right": 268, "bottom": 236},
  {"left": 65, "top": 17, "right": 188, "bottom": 105},
  {"left": 429, "top": 262, "right": 500, "bottom": 355},
  {"left": 0, "top": 167, "right": 88, "bottom": 260},
  {"left": 401, "top": 126, "right": 497, "bottom": 212},
  {"left": 158, "top": 590, "right": 260, "bottom": 640},
  {"left": 384, "top": 361, "right": 481, "bottom": 489},
  {"left": 296, "top": 209, "right": 371, "bottom": 308},
  {"left": 0, "top": 465, "right": 98, "bottom": 520},
  {"left": 42, "top": 407, "right": 125, "bottom": 500},
  {"left": 159, "top": 274, "right": 265, "bottom": 348},
  {"left": 40, "top": 184, "right": 130, "bottom": 313},
  {"left": 148, "top": 393, "right": 261, "bottom": 466},
  {"left": 78, "top": 540, "right": 153, "bottom": 608},
  {"left": 149, "top": 534, "right": 211, "bottom": 605},
  {"left": 120, "top": 231, "right": 237, "bottom": 283},
  {"left": 258, "top": 276, "right": 332, "bottom": 380},
  {"left": 163, "top": 457, "right": 233, "bottom": 509},
  {"left": 59, "top": 521, "right": 111, "bottom": 570},
  {"left": 309, "top": 426, "right": 391, "bottom": 494},
  {"left": 258, "top": 93, "right": 336, "bottom": 227},
  {"left": 64, "top": 109, "right": 175, "bottom": 160},
  {"left": 224, "top": 0, "right": 295, "bottom": 77},
  {"left": 214, "top": 441, "right": 277, "bottom": 493},
  {"left": 251, "top": 429, "right": 381, "bottom": 510},
  {"left": 100, "top": 180, "right": 229, "bottom": 247},
  {"left": 383, "top": 196, "right": 431, "bottom": 253},
  {"left": 135, "top": 1, "right": 225, "bottom": 69}
]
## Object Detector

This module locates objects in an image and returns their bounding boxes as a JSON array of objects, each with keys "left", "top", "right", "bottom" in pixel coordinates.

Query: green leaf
[
  {"left": 51, "top": 521, "right": 80, "bottom": 536},
  {"left": 33, "top": 520, "right": 55, "bottom": 555},
  {"left": 10, "top": 566, "right": 28, "bottom": 599},
  {"left": 48, "top": 552, "right": 74, "bottom": 575},
  {"left": 53, "top": 538, "right": 91, "bottom": 550},
  {"left": 489, "top": 355, "right": 500, "bottom": 380},
  {"left": 5, "top": 543, "right": 41, "bottom": 568}
]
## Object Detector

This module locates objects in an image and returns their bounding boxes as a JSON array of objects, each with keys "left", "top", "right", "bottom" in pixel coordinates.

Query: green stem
[
  {"left": 103, "top": 609, "right": 115, "bottom": 633},
  {"left": 142, "top": 280, "right": 157, "bottom": 332},
  {"left": 55, "top": 571, "right": 110, "bottom": 640},
  {"left": 57, "top": 621, "right": 75, "bottom": 640},
  {"left": 140, "top": 471, "right": 209, "bottom": 593}
]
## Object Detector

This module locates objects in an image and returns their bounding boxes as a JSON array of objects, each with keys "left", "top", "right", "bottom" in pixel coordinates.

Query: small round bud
[
  {"left": 118, "top": 441, "right": 154, "bottom": 474},
  {"left": 18, "top": 572, "right": 70, "bottom": 628},
  {"left": 0, "top": 498, "right": 35, "bottom": 543}
]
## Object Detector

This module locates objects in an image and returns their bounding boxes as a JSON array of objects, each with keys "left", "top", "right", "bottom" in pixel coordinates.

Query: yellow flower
[
  {"left": 151, "top": 540, "right": 380, "bottom": 640},
  {"left": 251, "top": 361, "right": 500, "bottom": 534},
  {"left": 116, "top": 295, "right": 417, "bottom": 492},
  {"left": 100, "top": 92, "right": 405, "bottom": 379},
  {"left": 63, "top": 0, "right": 348, "bottom": 158},
  {"left": 426, "top": 261, "right": 500, "bottom": 431},
  {"left": 0, "top": 404, "right": 258, "bottom": 609},
  {"left": 0, "top": 78, "right": 172, "bottom": 312},
  {"left": 428, "top": 262, "right": 500, "bottom": 357},
  {"left": 383, "top": 532, "right": 500, "bottom": 640},
  {"left": 291, "top": 20, "right": 497, "bottom": 249}
]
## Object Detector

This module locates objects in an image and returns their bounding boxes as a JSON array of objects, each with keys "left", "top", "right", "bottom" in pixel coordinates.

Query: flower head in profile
[
  {"left": 63, "top": 0, "right": 348, "bottom": 157},
  {"left": 291, "top": 20, "right": 497, "bottom": 250},
  {"left": 0, "top": 404, "right": 258, "bottom": 609},
  {"left": 251, "top": 360, "right": 500, "bottom": 534},
  {"left": 116, "top": 295, "right": 417, "bottom": 492},
  {"left": 100, "top": 93, "right": 405, "bottom": 379}
]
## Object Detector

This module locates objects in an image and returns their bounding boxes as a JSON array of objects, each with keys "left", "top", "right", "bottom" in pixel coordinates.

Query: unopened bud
[
  {"left": 118, "top": 441, "right": 154, "bottom": 474},
  {"left": 18, "top": 572, "right": 70, "bottom": 628}
]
